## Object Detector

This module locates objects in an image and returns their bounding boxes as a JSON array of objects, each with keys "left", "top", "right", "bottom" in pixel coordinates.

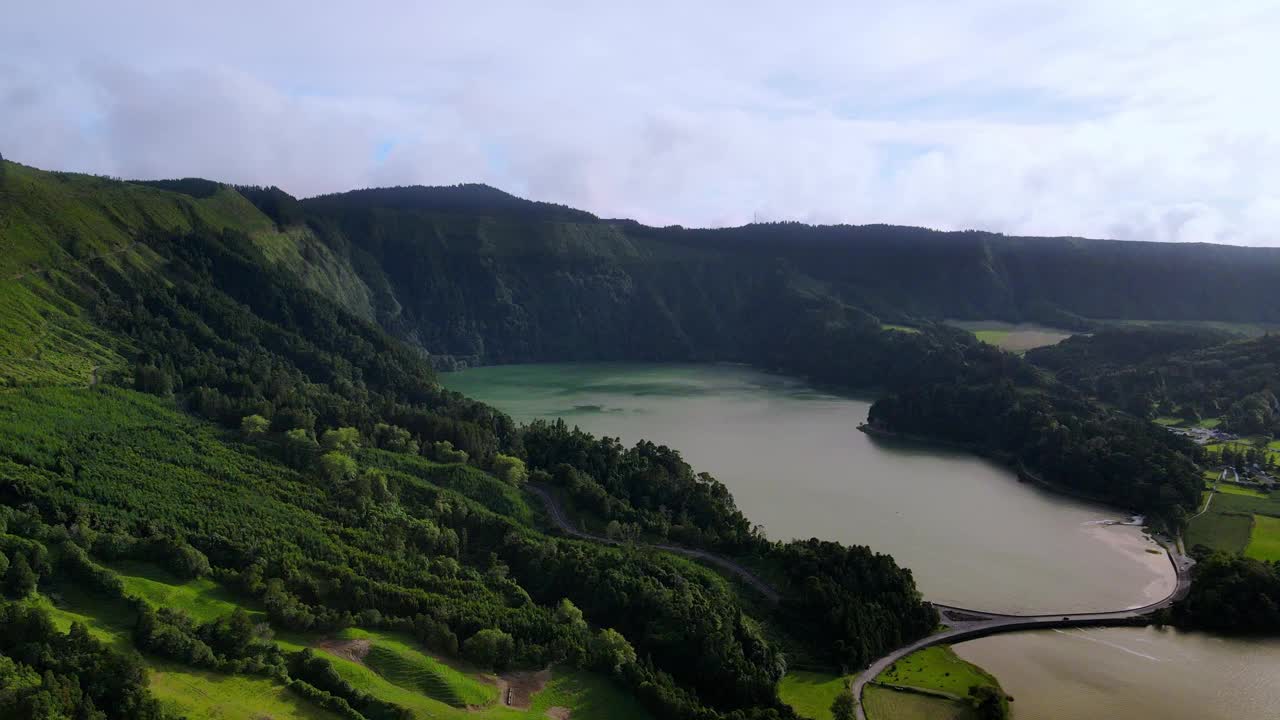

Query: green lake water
[{"left": 444, "top": 362, "right": 1280, "bottom": 719}]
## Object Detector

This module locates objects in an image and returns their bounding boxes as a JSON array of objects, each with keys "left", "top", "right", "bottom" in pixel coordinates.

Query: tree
[
  {"left": 133, "top": 364, "right": 172, "bottom": 396},
  {"left": 359, "top": 467, "right": 393, "bottom": 503},
  {"left": 555, "top": 598, "right": 587, "bottom": 633},
  {"left": 168, "top": 543, "right": 211, "bottom": 579},
  {"left": 284, "top": 428, "right": 319, "bottom": 466},
  {"left": 240, "top": 414, "right": 270, "bottom": 436},
  {"left": 430, "top": 441, "right": 468, "bottom": 463},
  {"left": 319, "top": 452, "right": 357, "bottom": 485},
  {"left": 372, "top": 423, "right": 418, "bottom": 454},
  {"left": 830, "top": 686, "right": 856, "bottom": 720},
  {"left": 4, "top": 553, "right": 37, "bottom": 598},
  {"left": 492, "top": 454, "right": 528, "bottom": 485},
  {"left": 320, "top": 427, "right": 361, "bottom": 454},
  {"left": 588, "top": 628, "right": 636, "bottom": 674},
  {"left": 461, "top": 628, "right": 514, "bottom": 670},
  {"left": 969, "top": 685, "right": 1007, "bottom": 720}
]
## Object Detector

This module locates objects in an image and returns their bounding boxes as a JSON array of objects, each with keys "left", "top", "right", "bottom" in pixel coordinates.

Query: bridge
[
  {"left": 524, "top": 484, "right": 1194, "bottom": 719},
  {"left": 850, "top": 548, "right": 1194, "bottom": 719}
]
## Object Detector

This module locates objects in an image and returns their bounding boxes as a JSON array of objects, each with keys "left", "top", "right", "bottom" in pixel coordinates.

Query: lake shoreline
[{"left": 857, "top": 422, "right": 1138, "bottom": 514}]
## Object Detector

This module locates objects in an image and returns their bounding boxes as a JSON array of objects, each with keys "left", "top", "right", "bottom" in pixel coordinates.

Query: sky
[{"left": 3, "top": 1, "right": 1278, "bottom": 244}]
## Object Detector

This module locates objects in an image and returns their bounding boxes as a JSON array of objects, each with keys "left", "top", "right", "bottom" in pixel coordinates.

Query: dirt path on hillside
[
  {"left": 495, "top": 668, "right": 552, "bottom": 709},
  {"left": 315, "top": 637, "right": 372, "bottom": 664}
]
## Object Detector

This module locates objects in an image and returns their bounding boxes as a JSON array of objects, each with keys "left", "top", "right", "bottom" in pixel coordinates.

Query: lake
[
  {"left": 955, "top": 628, "right": 1280, "bottom": 720},
  {"left": 445, "top": 362, "right": 1170, "bottom": 612},
  {"left": 443, "top": 362, "right": 1280, "bottom": 718}
]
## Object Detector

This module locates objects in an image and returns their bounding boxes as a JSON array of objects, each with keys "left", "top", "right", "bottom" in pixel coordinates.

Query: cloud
[{"left": 1, "top": 1, "right": 1277, "bottom": 245}]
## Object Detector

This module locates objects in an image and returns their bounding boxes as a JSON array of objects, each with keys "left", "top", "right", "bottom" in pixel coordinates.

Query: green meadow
[
  {"left": 1246, "top": 515, "right": 1280, "bottom": 562},
  {"left": 862, "top": 685, "right": 975, "bottom": 720},
  {"left": 874, "top": 645, "right": 999, "bottom": 698},
  {"left": 1188, "top": 488, "right": 1280, "bottom": 556},
  {"left": 945, "top": 320, "right": 1073, "bottom": 353},
  {"left": 778, "top": 670, "right": 849, "bottom": 720}
]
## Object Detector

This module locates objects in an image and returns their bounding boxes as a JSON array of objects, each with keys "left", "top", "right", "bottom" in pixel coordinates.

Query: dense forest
[
  {"left": 1027, "top": 328, "right": 1280, "bottom": 434},
  {"left": 865, "top": 380, "right": 1205, "bottom": 529},
  {"left": 1167, "top": 550, "right": 1280, "bottom": 634}
]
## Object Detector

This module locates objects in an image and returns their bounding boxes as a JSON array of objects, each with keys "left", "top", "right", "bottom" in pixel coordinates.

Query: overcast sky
[{"left": 3, "top": 2, "right": 1278, "bottom": 244}]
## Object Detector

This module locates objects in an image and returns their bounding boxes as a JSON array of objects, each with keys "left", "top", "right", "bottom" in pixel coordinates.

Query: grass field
[
  {"left": 111, "top": 560, "right": 265, "bottom": 623},
  {"left": 875, "top": 645, "right": 998, "bottom": 698},
  {"left": 945, "top": 320, "right": 1073, "bottom": 353},
  {"left": 863, "top": 686, "right": 974, "bottom": 720},
  {"left": 1188, "top": 488, "right": 1280, "bottom": 554},
  {"left": 521, "top": 671, "right": 653, "bottom": 720},
  {"left": 1218, "top": 484, "right": 1272, "bottom": 499},
  {"left": 778, "top": 671, "right": 849, "bottom": 720},
  {"left": 1246, "top": 514, "right": 1280, "bottom": 562},
  {"left": 1187, "top": 511, "right": 1254, "bottom": 554},
  {"left": 881, "top": 324, "right": 921, "bottom": 334},
  {"left": 150, "top": 662, "right": 344, "bottom": 720},
  {"left": 28, "top": 586, "right": 133, "bottom": 653}
]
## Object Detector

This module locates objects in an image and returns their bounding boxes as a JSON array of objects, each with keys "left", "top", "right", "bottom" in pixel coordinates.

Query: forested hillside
[
  {"left": 299, "top": 188, "right": 1280, "bottom": 365},
  {"left": 0, "top": 159, "right": 938, "bottom": 719}
]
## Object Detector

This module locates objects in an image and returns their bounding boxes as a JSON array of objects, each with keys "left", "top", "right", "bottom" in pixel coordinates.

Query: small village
[{"left": 1168, "top": 425, "right": 1278, "bottom": 491}]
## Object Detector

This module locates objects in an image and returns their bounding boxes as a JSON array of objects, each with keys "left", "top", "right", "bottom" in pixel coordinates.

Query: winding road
[
  {"left": 526, "top": 484, "right": 780, "bottom": 602},
  {"left": 525, "top": 484, "right": 1195, "bottom": 720}
]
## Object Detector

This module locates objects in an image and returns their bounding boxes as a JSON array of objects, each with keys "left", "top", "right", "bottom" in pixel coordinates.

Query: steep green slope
[
  {"left": 0, "top": 161, "right": 374, "bottom": 385},
  {"left": 301, "top": 189, "right": 1280, "bottom": 368}
]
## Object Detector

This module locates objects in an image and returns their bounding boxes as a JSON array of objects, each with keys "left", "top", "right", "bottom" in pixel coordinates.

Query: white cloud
[{"left": 1, "top": 1, "right": 1277, "bottom": 244}]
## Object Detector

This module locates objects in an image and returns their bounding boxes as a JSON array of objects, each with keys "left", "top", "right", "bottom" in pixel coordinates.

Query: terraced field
[{"left": 338, "top": 628, "right": 497, "bottom": 707}]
